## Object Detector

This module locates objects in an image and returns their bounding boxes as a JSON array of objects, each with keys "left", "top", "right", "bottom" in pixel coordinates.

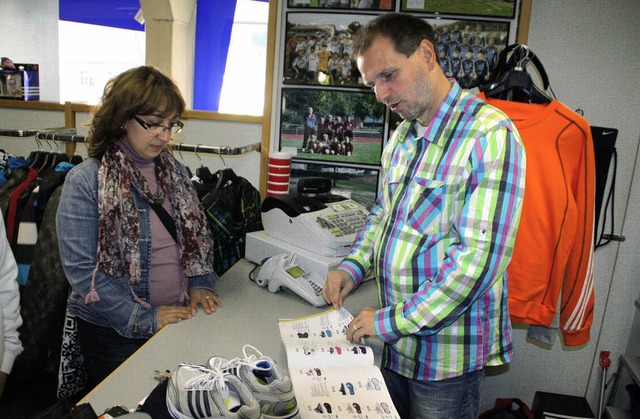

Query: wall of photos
[{"left": 273, "top": 0, "right": 521, "bottom": 209}]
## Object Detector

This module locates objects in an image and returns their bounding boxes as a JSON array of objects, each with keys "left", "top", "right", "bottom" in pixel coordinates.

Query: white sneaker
[
  {"left": 208, "top": 345, "right": 298, "bottom": 419},
  {"left": 166, "top": 362, "right": 262, "bottom": 418}
]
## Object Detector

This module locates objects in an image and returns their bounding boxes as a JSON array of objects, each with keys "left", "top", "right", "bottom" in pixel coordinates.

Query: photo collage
[{"left": 276, "top": 1, "right": 519, "bottom": 208}]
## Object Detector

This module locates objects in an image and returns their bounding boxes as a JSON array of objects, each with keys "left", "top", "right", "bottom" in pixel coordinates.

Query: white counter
[{"left": 80, "top": 259, "right": 381, "bottom": 415}]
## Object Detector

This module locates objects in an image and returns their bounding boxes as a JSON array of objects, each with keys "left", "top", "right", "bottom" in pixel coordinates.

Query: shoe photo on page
[
  {"left": 207, "top": 344, "right": 299, "bottom": 419},
  {"left": 165, "top": 362, "right": 262, "bottom": 419}
]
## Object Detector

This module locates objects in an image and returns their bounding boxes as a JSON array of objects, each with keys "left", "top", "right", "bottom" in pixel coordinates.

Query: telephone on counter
[
  {"left": 261, "top": 194, "right": 369, "bottom": 258},
  {"left": 252, "top": 253, "right": 327, "bottom": 307}
]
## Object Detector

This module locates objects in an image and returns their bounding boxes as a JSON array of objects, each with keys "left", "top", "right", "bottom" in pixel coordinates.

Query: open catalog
[{"left": 278, "top": 308, "right": 400, "bottom": 418}]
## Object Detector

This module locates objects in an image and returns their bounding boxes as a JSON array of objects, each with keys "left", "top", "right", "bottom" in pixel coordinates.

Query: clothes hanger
[
  {"left": 47, "top": 132, "right": 71, "bottom": 170},
  {"left": 69, "top": 134, "right": 84, "bottom": 165},
  {"left": 479, "top": 44, "right": 554, "bottom": 104},
  {"left": 212, "top": 147, "right": 238, "bottom": 191},
  {"left": 28, "top": 135, "right": 48, "bottom": 169},
  {"left": 30, "top": 134, "right": 56, "bottom": 170},
  {"left": 194, "top": 144, "right": 214, "bottom": 184},
  {"left": 174, "top": 143, "right": 193, "bottom": 178}
]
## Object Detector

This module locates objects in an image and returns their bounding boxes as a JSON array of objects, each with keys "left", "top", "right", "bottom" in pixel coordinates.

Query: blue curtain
[
  {"left": 59, "top": 0, "right": 143, "bottom": 31},
  {"left": 193, "top": 0, "right": 237, "bottom": 111}
]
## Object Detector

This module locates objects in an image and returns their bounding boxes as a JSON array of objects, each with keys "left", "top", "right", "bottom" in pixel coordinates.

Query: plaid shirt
[{"left": 339, "top": 82, "right": 525, "bottom": 381}]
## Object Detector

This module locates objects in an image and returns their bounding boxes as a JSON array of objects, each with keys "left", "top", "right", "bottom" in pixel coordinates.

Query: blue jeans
[
  {"left": 77, "top": 318, "right": 147, "bottom": 391},
  {"left": 381, "top": 367, "right": 484, "bottom": 419}
]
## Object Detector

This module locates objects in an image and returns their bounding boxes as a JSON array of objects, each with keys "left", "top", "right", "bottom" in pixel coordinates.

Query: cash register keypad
[{"left": 316, "top": 208, "right": 367, "bottom": 237}]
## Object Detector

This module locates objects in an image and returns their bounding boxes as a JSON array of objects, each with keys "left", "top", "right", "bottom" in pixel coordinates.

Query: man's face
[{"left": 358, "top": 36, "right": 435, "bottom": 122}]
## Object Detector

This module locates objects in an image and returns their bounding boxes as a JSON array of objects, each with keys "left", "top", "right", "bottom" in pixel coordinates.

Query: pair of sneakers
[{"left": 166, "top": 344, "right": 298, "bottom": 419}]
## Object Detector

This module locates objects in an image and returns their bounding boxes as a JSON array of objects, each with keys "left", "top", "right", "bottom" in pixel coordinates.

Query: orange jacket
[{"left": 479, "top": 95, "right": 595, "bottom": 346}]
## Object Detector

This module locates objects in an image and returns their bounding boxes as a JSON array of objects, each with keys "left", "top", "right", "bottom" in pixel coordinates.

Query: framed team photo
[
  {"left": 279, "top": 87, "right": 386, "bottom": 167},
  {"left": 290, "top": 161, "right": 380, "bottom": 210},
  {"left": 401, "top": 0, "right": 517, "bottom": 19},
  {"left": 283, "top": 12, "right": 379, "bottom": 88},
  {"left": 427, "top": 18, "right": 510, "bottom": 89},
  {"left": 287, "top": 0, "right": 395, "bottom": 11}
]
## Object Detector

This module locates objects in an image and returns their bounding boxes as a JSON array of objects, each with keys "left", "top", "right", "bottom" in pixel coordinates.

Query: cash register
[{"left": 245, "top": 177, "right": 369, "bottom": 281}]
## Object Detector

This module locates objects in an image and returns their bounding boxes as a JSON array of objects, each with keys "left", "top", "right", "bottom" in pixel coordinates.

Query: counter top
[{"left": 80, "top": 259, "right": 381, "bottom": 415}]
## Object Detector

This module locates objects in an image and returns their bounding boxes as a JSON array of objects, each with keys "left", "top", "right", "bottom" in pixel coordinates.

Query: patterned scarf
[{"left": 96, "top": 143, "right": 214, "bottom": 284}]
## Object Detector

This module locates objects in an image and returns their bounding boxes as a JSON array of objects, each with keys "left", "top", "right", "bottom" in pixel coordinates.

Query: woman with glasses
[{"left": 56, "top": 66, "right": 222, "bottom": 393}]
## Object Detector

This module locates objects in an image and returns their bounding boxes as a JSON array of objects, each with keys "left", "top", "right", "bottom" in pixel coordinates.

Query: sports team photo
[
  {"left": 401, "top": 0, "right": 516, "bottom": 18},
  {"left": 287, "top": 0, "right": 395, "bottom": 11},
  {"left": 279, "top": 87, "right": 386, "bottom": 166},
  {"left": 427, "top": 18, "right": 510, "bottom": 89},
  {"left": 283, "top": 13, "right": 378, "bottom": 88}
]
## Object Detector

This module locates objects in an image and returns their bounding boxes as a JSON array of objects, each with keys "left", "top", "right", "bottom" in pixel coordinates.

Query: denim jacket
[{"left": 56, "top": 158, "right": 217, "bottom": 339}]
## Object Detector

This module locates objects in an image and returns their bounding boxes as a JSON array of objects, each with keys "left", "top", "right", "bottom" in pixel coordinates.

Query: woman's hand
[
  {"left": 157, "top": 305, "right": 194, "bottom": 328},
  {"left": 188, "top": 288, "right": 223, "bottom": 315}
]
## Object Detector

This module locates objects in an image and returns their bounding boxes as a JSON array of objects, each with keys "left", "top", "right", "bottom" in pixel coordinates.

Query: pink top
[{"left": 118, "top": 140, "right": 188, "bottom": 306}]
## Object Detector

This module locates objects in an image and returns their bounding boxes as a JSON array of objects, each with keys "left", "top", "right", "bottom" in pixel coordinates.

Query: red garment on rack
[{"left": 6, "top": 168, "right": 39, "bottom": 246}]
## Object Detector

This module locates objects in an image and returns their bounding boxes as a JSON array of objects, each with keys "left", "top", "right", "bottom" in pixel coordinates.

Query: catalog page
[
  {"left": 279, "top": 308, "right": 400, "bottom": 418},
  {"left": 279, "top": 307, "right": 373, "bottom": 368},
  {"left": 289, "top": 365, "right": 398, "bottom": 418}
]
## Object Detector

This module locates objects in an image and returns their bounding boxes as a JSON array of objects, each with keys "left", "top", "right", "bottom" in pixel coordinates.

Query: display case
[{"left": 0, "top": 63, "right": 40, "bottom": 101}]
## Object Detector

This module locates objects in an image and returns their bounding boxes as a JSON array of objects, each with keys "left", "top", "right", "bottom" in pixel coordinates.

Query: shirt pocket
[{"left": 405, "top": 177, "right": 445, "bottom": 235}]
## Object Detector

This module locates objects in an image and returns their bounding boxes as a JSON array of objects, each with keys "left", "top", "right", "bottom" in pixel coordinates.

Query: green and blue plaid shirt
[{"left": 339, "top": 82, "right": 526, "bottom": 381}]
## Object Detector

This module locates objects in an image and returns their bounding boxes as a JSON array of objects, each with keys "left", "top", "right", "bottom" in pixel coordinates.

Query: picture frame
[
  {"left": 283, "top": 12, "right": 380, "bottom": 88},
  {"left": 401, "top": 0, "right": 517, "bottom": 19},
  {"left": 290, "top": 161, "right": 380, "bottom": 210},
  {"left": 279, "top": 87, "right": 386, "bottom": 167},
  {"left": 287, "top": 0, "right": 395, "bottom": 12},
  {"left": 428, "top": 17, "right": 510, "bottom": 89}
]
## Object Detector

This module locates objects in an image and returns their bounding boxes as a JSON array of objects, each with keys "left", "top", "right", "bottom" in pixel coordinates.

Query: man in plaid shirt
[{"left": 322, "top": 13, "right": 526, "bottom": 418}]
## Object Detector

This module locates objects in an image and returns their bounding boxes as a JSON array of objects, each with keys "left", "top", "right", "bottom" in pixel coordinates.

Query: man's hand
[
  {"left": 322, "top": 269, "right": 355, "bottom": 309},
  {"left": 346, "top": 307, "right": 377, "bottom": 343}
]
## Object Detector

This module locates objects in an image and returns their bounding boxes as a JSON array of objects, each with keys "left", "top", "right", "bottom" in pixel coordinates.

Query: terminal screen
[{"left": 286, "top": 266, "right": 306, "bottom": 278}]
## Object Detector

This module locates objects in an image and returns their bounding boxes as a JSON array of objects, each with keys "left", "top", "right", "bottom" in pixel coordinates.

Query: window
[
  {"left": 58, "top": 21, "right": 145, "bottom": 104},
  {"left": 217, "top": 0, "right": 269, "bottom": 115},
  {"left": 58, "top": 0, "right": 269, "bottom": 115}
]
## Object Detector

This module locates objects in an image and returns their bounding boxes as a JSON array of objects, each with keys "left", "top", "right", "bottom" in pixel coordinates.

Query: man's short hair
[{"left": 351, "top": 13, "right": 435, "bottom": 60}]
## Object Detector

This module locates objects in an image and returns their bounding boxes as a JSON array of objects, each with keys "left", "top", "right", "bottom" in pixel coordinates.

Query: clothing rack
[
  {"left": 0, "top": 128, "right": 40, "bottom": 137},
  {"left": 33, "top": 128, "right": 261, "bottom": 155}
]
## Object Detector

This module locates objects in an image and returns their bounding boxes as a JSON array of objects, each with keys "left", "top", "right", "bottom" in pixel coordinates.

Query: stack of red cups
[{"left": 267, "top": 151, "right": 292, "bottom": 197}]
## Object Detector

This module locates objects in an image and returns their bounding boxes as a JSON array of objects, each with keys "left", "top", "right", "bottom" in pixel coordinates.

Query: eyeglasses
[{"left": 133, "top": 115, "right": 184, "bottom": 135}]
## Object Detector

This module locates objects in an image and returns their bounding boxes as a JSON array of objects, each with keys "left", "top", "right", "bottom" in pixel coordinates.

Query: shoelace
[
  {"left": 219, "top": 344, "right": 272, "bottom": 375},
  {"left": 179, "top": 363, "right": 230, "bottom": 400}
]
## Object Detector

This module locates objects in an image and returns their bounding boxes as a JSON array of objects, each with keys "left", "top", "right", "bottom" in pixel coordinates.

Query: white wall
[
  {"left": 0, "top": 0, "right": 59, "bottom": 102},
  {"left": 480, "top": 0, "right": 640, "bottom": 412}
]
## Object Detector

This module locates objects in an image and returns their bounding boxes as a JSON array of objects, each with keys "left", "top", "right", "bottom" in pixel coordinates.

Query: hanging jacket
[
  {"left": 201, "top": 176, "right": 263, "bottom": 275},
  {"left": 12, "top": 185, "right": 67, "bottom": 383},
  {"left": 478, "top": 94, "right": 595, "bottom": 346}
]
